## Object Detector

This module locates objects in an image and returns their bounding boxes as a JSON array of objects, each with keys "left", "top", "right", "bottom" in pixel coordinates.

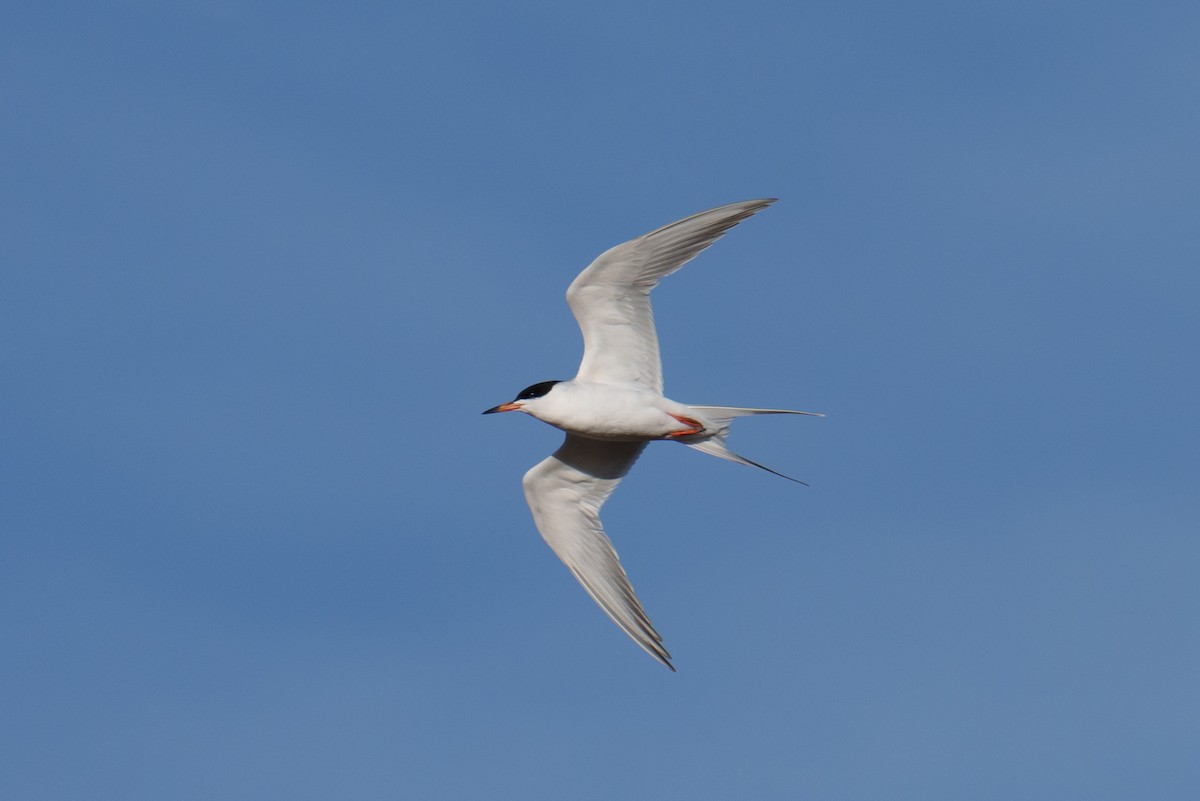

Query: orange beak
[{"left": 482, "top": 402, "right": 522, "bottom": 414}]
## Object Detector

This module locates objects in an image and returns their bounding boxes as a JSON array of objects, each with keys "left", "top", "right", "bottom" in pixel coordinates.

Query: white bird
[{"left": 484, "top": 199, "right": 820, "bottom": 670}]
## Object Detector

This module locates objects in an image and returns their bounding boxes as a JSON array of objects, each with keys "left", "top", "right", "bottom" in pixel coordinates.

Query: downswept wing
[
  {"left": 567, "top": 199, "right": 776, "bottom": 393},
  {"left": 521, "top": 435, "right": 671, "bottom": 669}
]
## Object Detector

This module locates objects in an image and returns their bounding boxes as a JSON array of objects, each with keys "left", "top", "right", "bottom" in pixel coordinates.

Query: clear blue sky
[{"left": 3, "top": 2, "right": 1198, "bottom": 799}]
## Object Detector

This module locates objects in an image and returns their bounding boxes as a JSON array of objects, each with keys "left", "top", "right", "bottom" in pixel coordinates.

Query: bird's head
[{"left": 482, "top": 380, "right": 562, "bottom": 415}]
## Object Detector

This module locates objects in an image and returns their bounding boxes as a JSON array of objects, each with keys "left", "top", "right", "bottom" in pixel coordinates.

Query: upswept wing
[
  {"left": 521, "top": 435, "right": 671, "bottom": 669},
  {"left": 567, "top": 199, "right": 776, "bottom": 393}
]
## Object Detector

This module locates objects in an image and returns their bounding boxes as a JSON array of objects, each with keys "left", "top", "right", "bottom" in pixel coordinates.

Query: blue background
[{"left": 3, "top": 2, "right": 1198, "bottom": 798}]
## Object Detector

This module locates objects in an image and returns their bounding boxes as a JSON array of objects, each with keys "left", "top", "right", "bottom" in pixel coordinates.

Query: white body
[
  {"left": 485, "top": 199, "right": 819, "bottom": 670},
  {"left": 523, "top": 380, "right": 702, "bottom": 441}
]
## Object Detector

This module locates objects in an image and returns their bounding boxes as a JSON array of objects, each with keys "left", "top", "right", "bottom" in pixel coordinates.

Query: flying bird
[{"left": 484, "top": 199, "right": 819, "bottom": 670}]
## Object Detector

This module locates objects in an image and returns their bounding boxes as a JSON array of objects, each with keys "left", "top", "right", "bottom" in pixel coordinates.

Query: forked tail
[{"left": 682, "top": 406, "right": 822, "bottom": 485}]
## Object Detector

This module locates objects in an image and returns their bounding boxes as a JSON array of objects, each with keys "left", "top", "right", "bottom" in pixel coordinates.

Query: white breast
[{"left": 525, "top": 381, "right": 688, "bottom": 441}]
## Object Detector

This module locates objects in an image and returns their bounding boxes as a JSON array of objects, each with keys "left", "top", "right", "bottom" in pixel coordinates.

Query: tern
[{"left": 484, "top": 199, "right": 819, "bottom": 670}]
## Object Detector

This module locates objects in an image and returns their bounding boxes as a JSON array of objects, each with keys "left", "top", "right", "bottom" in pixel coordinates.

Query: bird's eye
[{"left": 516, "top": 380, "right": 561, "bottom": 400}]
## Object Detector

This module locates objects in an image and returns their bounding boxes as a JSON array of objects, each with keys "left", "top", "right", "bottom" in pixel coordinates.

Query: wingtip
[
  {"left": 650, "top": 648, "right": 676, "bottom": 671},
  {"left": 737, "top": 197, "right": 777, "bottom": 211},
  {"left": 743, "top": 197, "right": 778, "bottom": 210}
]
